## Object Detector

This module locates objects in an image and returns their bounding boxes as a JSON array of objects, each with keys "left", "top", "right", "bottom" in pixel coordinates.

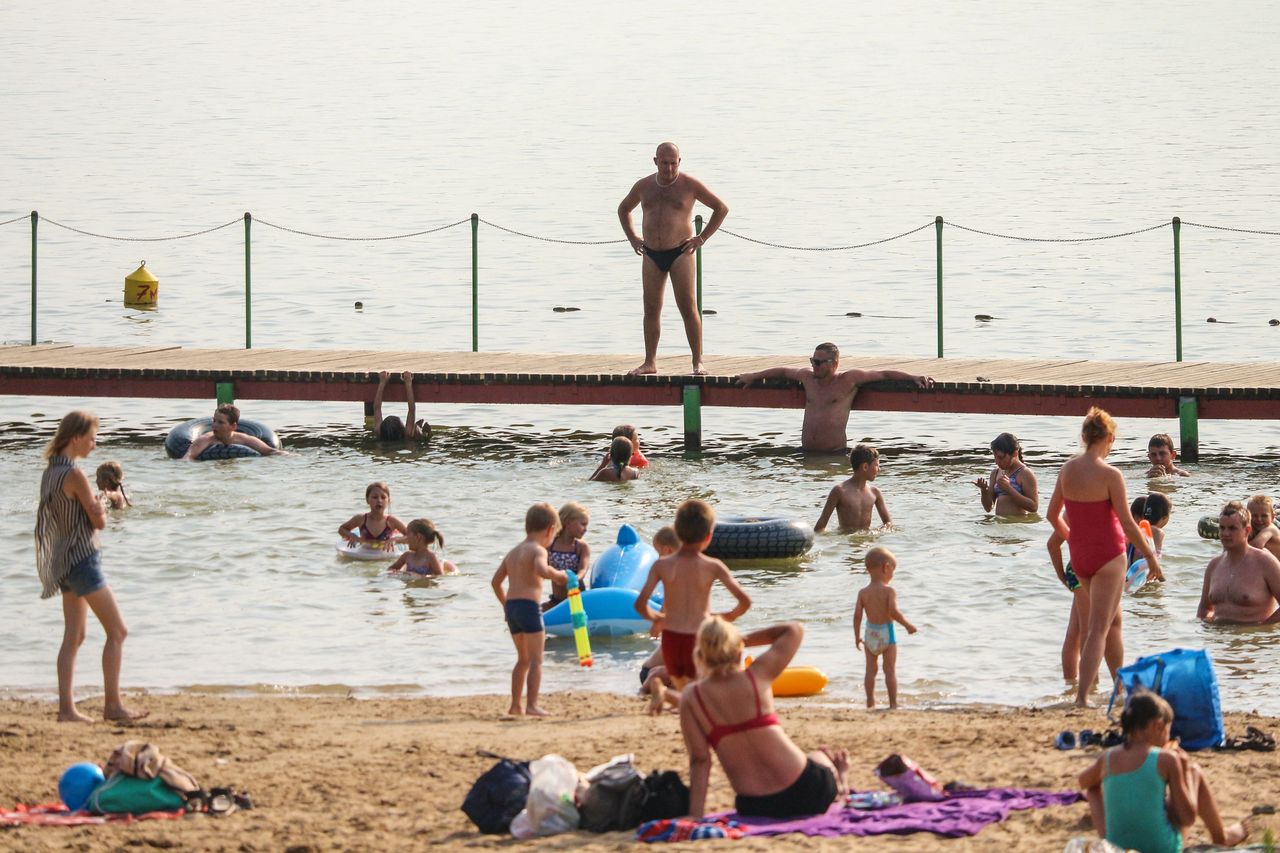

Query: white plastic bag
[{"left": 509, "top": 754, "right": 580, "bottom": 838}]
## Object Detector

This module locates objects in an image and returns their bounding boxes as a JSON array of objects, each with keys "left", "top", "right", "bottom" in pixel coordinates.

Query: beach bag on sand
[
  {"left": 510, "top": 754, "right": 580, "bottom": 838},
  {"left": 461, "top": 751, "right": 532, "bottom": 834},
  {"left": 636, "top": 770, "right": 690, "bottom": 823},
  {"left": 874, "top": 754, "right": 944, "bottom": 803},
  {"left": 105, "top": 742, "right": 200, "bottom": 794},
  {"left": 1108, "top": 648, "right": 1224, "bottom": 751},
  {"left": 579, "top": 754, "right": 646, "bottom": 832},
  {"left": 87, "top": 774, "right": 187, "bottom": 815}
]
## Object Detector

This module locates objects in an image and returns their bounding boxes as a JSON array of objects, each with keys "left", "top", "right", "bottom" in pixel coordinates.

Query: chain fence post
[
  {"left": 935, "top": 216, "right": 944, "bottom": 358},
  {"left": 30, "top": 211, "right": 38, "bottom": 345},
  {"left": 695, "top": 213, "right": 703, "bottom": 315},
  {"left": 243, "top": 212, "right": 252, "bottom": 349},
  {"left": 471, "top": 214, "right": 479, "bottom": 352},
  {"left": 1172, "top": 216, "right": 1182, "bottom": 362}
]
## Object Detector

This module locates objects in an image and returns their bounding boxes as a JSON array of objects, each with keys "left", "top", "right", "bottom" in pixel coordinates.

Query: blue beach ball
[{"left": 58, "top": 762, "right": 105, "bottom": 812}]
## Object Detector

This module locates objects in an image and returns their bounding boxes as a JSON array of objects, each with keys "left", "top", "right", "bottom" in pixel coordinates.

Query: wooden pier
[{"left": 3, "top": 345, "right": 1279, "bottom": 458}]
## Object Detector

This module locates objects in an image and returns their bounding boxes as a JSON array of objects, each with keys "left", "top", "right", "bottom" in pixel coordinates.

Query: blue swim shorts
[
  {"left": 505, "top": 598, "right": 544, "bottom": 635},
  {"left": 59, "top": 551, "right": 106, "bottom": 597},
  {"left": 1064, "top": 562, "right": 1081, "bottom": 592}
]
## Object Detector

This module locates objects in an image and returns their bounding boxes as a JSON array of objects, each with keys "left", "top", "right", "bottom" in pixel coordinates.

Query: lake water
[{"left": 2, "top": 1, "right": 1278, "bottom": 712}]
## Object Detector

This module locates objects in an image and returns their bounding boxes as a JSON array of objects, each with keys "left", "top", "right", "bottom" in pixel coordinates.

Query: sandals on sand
[{"left": 1221, "top": 726, "right": 1276, "bottom": 752}]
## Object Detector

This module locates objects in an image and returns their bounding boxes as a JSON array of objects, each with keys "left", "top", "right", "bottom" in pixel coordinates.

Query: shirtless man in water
[
  {"left": 736, "top": 343, "right": 934, "bottom": 452},
  {"left": 1197, "top": 501, "right": 1280, "bottom": 625},
  {"left": 618, "top": 142, "right": 729, "bottom": 376}
]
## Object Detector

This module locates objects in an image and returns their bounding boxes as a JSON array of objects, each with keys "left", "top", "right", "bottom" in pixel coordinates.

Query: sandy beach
[{"left": 1, "top": 692, "right": 1275, "bottom": 851}]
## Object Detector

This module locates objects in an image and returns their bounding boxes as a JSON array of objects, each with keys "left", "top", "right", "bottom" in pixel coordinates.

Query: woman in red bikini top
[
  {"left": 1047, "top": 407, "right": 1161, "bottom": 709},
  {"left": 680, "top": 618, "right": 847, "bottom": 819}
]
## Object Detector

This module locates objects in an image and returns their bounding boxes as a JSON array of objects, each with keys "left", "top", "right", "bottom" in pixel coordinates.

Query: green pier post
[
  {"left": 216, "top": 382, "right": 235, "bottom": 406},
  {"left": 1178, "top": 396, "right": 1198, "bottom": 462},
  {"left": 1173, "top": 217, "right": 1182, "bottom": 362},
  {"left": 695, "top": 214, "right": 703, "bottom": 315},
  {"left": 935, "top": 216, "right": 944, "bottom": 358},
  {"left": 471, "top": 213, "right": 479, "bottom": 352},
  {"left": 30, "top": 211, "right": 38, "bottom": 345},
  {"left": 244, "top": 212, "right": 253, "bottom": 349},
  {"left": 683, "top": 385, "right": 702, "bottom": 451}
]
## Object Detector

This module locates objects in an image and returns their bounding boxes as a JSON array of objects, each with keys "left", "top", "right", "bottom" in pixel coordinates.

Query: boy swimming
[
  {"left": 1145, "top": 433, "right": 1189, "bottom": 478},
  {"left": 815, "top": 444, "right": 891, "bottom": 532}
]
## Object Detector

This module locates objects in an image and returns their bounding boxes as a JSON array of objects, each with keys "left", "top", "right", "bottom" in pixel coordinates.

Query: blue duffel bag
[{"left": 1107, "top": 648, "right": 1224, "bottom": 751}]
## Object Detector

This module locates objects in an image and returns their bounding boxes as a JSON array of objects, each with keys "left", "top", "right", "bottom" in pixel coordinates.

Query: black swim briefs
[
  {"left": 643, "top": 241, "right": 691, "bottom": 273},
  {"left": 733, "top": 758, "right": 838, "bottom": 818},
  {"left": 505, "top": 598, "right": 544, "bottom": 635}
]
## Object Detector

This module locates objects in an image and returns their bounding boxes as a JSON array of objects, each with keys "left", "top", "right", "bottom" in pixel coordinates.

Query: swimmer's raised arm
[
  {"left": 402, "top": 371, "right": 422, "bottom": 440},
  {"left": 373, "top": 370, "right": 391, "bottom": 429},
  {"left": 742, "top": 622, "right": 801, "bottom": 682},
  {"left": 736, "top": 366, "right": 806, "bottom": 388}
]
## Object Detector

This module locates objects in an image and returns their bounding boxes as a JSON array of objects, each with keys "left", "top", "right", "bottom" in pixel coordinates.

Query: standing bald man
[{"left": 618, "top": 142, "right": 729, "bottom": 376}]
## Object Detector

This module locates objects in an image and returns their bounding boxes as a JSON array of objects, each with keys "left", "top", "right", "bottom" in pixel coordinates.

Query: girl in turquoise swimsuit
[{"left": 1078, "top": 690, "right": 1249, "bottom": 852}]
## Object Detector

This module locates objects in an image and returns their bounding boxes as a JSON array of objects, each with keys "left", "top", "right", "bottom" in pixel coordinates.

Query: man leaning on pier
[{"left": 736, "top": 343, "right": 934, "bottom": 453}]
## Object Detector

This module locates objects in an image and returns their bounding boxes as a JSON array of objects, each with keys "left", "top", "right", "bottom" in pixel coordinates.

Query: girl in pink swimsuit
[{"left": 1047, "top": 408, "right": 1161, "bottom": 708}]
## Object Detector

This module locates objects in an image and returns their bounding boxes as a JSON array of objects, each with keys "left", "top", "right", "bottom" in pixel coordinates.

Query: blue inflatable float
[
  {"left": 545, "top": 587, "right": 661, "bottom": 637},
  {"left": 545, "top": 524, "right": 661, "bottom": 637}
]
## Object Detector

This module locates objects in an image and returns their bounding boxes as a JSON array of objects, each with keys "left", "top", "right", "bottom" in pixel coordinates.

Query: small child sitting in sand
[
  {"left": 1247, "top": 494, "right": 1280, "bottom": 561},
  {"left": 543, "top": 502, "right": 592, "bottom": 611},
  {"left": 1078, "top": 689, "right": 1249, "bottom": 850},
  {"left": 853, "top": 546, "right": 917, "bottom": 710},
  {"left": 95, "top": 461, "right": 131, "bottom": 509},
  {"left": 339, "top": 482, "right": 408, "bottom": 546},
  {"left": 490, "top": 503, "right": 568, "bottom": 716},
  {"left": 815, "top": 444, "right": 891, "bottom": 532},
  {"left": 388, "top": 518, "right": 457, "bottom": 576},
  {"left": 641, "top": 525, "right": 681, "bottom": 714},
  {"left": 1146, "top": 433, "right": 1190, "bottom": 478},
  {"left": 590, "top": 436, "right": 641, "bottom": 482}
]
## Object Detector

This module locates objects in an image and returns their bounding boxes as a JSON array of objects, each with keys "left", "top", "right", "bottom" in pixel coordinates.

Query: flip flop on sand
[
  {"left": 1222, "top": 726, "right": 1276, "bottom": 752},
  {"left": 1054, "top": 731, "right": 1077, "bottom": 750}
]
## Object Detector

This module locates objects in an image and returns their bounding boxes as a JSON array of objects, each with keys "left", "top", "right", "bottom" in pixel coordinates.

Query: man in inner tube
[
  {"left": 735, "top": 343, "right": 934, "bottom": 453},
  {"left": 184, "top": 404, "right": 286, "bottom": 460}
]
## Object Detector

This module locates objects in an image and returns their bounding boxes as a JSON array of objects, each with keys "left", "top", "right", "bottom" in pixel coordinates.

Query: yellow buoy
[
  {"left": 744, "top": 656, "right": 829, "bottom": 697},
  {"left": 124, "top": 261, "right": 158, "bottom": 307}
]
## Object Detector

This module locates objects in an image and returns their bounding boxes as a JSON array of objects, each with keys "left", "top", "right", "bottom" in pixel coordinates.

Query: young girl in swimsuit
[
  {"left": 1047, "top": 408, "right": 1161, "bottom": 708},
  {"left": 592, "top": 424, "right": 649, "bottom": 475},
  {"left": 974, "top": 432, "right": 1039, "bottom": 516},
  {"left": 543, "top": 502, "right": 591, "bottom": 610},
  {"left": 589, "top": 437, "right": 641, "bottom": 482},
  {"left": 95, "top": 461, "right": 131, "bottom": 509},
  {"left": 338, "top": 482, "right": 408, "bottom": 546},
  {"left": 1079, "top": 689, "right": 1249, "bottom": 851},
  {"left": 389, "top": 518, "right": 457, "bottom": 576}
]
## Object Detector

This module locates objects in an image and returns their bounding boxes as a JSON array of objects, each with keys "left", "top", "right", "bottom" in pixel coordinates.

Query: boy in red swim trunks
[{"left": 635, "top": 500, "right": 751, "bottom": 692}]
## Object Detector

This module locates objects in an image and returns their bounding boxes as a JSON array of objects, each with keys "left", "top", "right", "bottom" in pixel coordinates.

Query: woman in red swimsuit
[
  {"left": 1047, "top": 408, "right": 1162, "bottom": 708},
  {"left": 680, "top": 618, "right": 847, "bottom": 818}
]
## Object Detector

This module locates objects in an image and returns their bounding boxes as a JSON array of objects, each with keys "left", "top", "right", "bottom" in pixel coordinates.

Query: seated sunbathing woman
[{"left": 681, "top": 618, "right": 847, "bottom": 818}]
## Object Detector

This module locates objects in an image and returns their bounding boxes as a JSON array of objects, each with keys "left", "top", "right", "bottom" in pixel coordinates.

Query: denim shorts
[{"left": 59, "top": 551, "right": 106, "bottom": 597}]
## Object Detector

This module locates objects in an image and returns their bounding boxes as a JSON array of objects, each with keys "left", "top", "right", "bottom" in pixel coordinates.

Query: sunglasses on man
[{"left": 810, "top": 357, "right": 834, "bottom": 367}]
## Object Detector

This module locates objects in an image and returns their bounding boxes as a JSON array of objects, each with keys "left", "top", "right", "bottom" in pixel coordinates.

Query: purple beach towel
[{"left": 719, "top": 787, "right": 1082, "bottom": 839}]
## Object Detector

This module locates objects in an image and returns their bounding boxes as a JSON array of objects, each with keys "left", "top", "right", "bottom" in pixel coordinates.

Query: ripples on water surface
[
  {"left": 1, "top": 405, "right": 1277, "bottom": 713},
  {"left": 1, "top": 1, "right": 1279, "bottom": 709}
]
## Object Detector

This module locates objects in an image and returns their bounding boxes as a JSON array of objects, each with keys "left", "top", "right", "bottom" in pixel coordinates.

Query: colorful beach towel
[
  {"left": 0, "top": 802, "right": 184, "bottom": 828},
  {"left": 718, "top": 787, "right": 1082, "bottom": 839},
  {"left": 637, "top": 817, "right": 745, "bottom": 842}
]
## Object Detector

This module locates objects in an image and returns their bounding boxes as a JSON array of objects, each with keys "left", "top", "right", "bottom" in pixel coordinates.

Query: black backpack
[
  {"left": 460, "top": 752, "right": 531, "bottom": 834},
  {"left": 578, "top": 761, "right": 647, "bottom": 832},
  {"left": 637, "top": 770, "right": 690, "bottom": 823}
]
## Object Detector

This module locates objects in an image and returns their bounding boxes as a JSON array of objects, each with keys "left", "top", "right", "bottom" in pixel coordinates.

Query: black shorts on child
[{"left": 504, "top": 599, "right": 544, "bottom": 635}]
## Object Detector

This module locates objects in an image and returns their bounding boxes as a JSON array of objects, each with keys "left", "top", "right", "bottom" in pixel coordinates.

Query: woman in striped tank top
[{"left": 35, "top": 411, "right": 145, "bottom": 722}]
